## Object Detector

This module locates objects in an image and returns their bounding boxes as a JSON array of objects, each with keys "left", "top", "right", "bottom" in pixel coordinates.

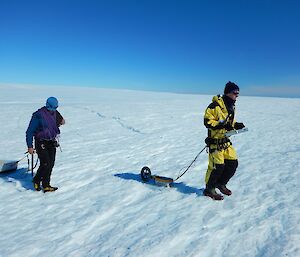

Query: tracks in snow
[{"left": 85, "top": 107, "right": 144, "bottom": 134}]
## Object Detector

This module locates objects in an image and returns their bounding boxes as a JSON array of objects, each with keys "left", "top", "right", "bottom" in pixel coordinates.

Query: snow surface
[{"left": 0, "top": 84, "right": 299, "bottom": 257}]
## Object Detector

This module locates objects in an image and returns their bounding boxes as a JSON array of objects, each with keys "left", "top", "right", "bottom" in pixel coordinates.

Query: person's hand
[
  {"left": 219, "top": 120, "right": 233, "bottom": 131},
  {"left": 234, "top": 122, "right": 245, "bottom": 130},
  {"left": 58, "top": 118, "right": 65, "bottom": 127},
  {"left": 224, "top": 123, "right": 234, "bottom": 131},
  {"left": 28, "top": 148, "right": 35, "bottom": 155}
]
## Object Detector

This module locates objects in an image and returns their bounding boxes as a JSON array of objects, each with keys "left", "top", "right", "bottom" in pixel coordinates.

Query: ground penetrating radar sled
[{"left": 140, "top": 166, "right": 174, "bottom": 187}]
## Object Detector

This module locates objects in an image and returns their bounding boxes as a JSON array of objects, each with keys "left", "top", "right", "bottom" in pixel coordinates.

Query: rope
[
  {"left": 174, "top": 145, "right": 207, "bottom": 181},
  {"left": 16, "top": 152, "right": 30, "bottom": 163},
  {"left": 26, "top": 153, "right": 39, "bottom": 177},
  {"left": 11, "top": 152, "right": 38, "bottom": 177}
]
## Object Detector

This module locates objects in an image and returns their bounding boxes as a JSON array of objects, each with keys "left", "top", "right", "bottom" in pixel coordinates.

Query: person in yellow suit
[{"left": 203, "top": 81, "right": 245, "bottom": 200}]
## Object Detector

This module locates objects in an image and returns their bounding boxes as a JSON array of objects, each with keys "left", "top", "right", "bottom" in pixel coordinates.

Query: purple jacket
[{"left": 26, "top": 107, "right": 63, "bottom": 148}]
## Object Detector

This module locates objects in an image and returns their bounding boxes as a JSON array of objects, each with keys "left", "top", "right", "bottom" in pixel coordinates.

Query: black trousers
[
  {"left": 33, "top": 140, "right": 56, "bottom": 187},
  {"left": 206, "top": 159, "right": 238, "bottom": 190}
]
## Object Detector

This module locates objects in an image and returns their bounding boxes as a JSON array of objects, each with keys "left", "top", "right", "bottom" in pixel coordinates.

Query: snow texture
[{"left": 0, "top": 84, "right": 299, "bottom": 257}]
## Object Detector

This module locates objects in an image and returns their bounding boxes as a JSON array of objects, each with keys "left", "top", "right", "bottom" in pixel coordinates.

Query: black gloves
[
  {"left": 218, "top": 120, "right": 234, "bottom": 131},
  {"left": 219, "top": 120, "right": 245, "bottom": 131},
  {"left": 234, "top": 122, "right": 245, "bottom": 130},
  {"left": 224, "top": 123, "right": 234, "bottom": 131}
]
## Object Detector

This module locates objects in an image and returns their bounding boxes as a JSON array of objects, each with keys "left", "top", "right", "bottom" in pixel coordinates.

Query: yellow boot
[{"left": 43, "top": 186, "right": 58, "bottom": 193}]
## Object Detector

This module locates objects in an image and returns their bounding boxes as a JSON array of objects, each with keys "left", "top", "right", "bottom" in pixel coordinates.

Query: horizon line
[{"left": 1, "top": 81, "right": 299, "bottom": 99}]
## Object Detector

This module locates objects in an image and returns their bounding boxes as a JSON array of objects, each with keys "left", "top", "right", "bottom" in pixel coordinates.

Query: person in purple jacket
[{"left": 26, "top": 97, "right": 65, "bottom": 192}]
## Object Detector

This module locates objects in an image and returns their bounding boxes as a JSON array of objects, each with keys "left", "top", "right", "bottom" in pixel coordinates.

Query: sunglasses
[{"left": 232, "top": 91, "right": 239, "bottom": 95}]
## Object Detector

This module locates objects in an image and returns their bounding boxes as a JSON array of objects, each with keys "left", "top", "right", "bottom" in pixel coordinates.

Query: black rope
[
  {"left": 31, "top": 154, "right": 34, "bottom": 177},
  {"left": 26, "top": 153, "right": 39, "bottom": 177},
  {"left": 174, "top": 145, "right": 207, "bottom": 181},
  {"left": 33, "top": 157, "right": 39, "bottom": 170}
]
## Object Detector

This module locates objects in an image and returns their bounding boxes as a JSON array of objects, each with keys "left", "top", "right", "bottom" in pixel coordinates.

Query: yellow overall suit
[{"left": 204, "top": 95, "right": 238, "bottom": 190}]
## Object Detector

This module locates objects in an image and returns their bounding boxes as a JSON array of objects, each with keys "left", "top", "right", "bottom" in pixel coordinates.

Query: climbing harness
[{"left": 205, "top": 137, "right": 231, "bottom": 151}]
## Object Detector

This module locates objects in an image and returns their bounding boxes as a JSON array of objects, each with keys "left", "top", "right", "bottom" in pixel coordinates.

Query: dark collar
[{"left": 222, "top": 95, "right": 235, "bottom": 114}]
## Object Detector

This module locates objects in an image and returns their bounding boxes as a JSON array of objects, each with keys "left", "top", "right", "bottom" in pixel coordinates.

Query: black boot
[
  {"left": 216, "top": 184, "right": 232, "bottom": 196},
  {"left": 203, "top": 188, "right": 224, "bottom": 200}
]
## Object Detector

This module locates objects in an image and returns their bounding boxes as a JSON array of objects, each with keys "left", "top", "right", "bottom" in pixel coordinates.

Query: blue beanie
[{"left": 46, "top": 97, "right": 59, "bottom": 111}]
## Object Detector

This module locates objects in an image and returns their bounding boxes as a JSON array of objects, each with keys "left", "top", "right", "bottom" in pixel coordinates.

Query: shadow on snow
[
  {"left": 0, "top": 168, "right": 34, "bottom": 191},
  {"left": 114, "top": 172, "right": 204, "bottom": 196}
]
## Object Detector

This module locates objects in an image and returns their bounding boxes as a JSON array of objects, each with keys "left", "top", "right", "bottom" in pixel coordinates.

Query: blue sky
[{"left": 1, "top": 0, "right": 300, "bottom": 97}]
